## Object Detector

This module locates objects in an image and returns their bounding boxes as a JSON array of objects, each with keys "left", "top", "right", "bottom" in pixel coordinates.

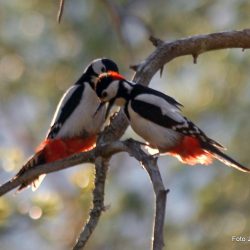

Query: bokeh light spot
[
  {"left": 56, "top": 32, "right": 82, "bottom": 58},
  {"left": 19, "top": 12, "right": 45, "bottom": 40},
  {"left": 70, "top": 166, "right": 93, "bottom": 189},
  {"left": 29, "top": 206, "right": 42, "bottom": 220},
  {"left": 0, "top": 148, "right": 24, "bottom": 172},
  {"left": 0, "top": 54, "right": 25, "bottom": 81},
  {"left": 224, "top": 212, "right": 246, "bottom": 235}
]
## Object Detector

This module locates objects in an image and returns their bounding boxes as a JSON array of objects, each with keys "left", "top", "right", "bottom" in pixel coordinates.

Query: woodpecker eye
[
  {"left": 101, "top": 67, "right": 105, "bottom": 72},
  {"left": 102, "top": 91, "right": 108, "bottom": 98}
]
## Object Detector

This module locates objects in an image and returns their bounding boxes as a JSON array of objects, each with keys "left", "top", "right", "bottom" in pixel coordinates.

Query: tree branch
[
  {"left": 73, "top": 157, "right": 110, "bottom": 250},
  {"left": 0, "top": 141, "right": 124, "bottom": 196},
  {"left": 133, "top": 29, "right": 250, "bottom": 84},
  {"left": 73, "top": 139, "right": 168, "bottom": 250},
  {"left": 124, "top": 140, "right": 168, "bottom": 250}
]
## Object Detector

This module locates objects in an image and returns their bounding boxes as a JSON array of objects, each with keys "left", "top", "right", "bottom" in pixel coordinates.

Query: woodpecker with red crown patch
[
  {"left": 15, "top": 59, "right": 119, "bottom": 191},
  {"left": 94, "top": 71, "right": 250, "bottom": 173}
]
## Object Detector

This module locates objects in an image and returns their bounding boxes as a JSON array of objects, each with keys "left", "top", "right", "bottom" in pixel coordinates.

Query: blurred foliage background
[{"left": 0, "top": 0, "right": 250, "bottom": 249}]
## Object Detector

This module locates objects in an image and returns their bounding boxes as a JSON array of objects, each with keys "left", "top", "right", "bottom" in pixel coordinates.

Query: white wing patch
[{"left": 135, "top": 93, "right": 185, "bottom": 123}]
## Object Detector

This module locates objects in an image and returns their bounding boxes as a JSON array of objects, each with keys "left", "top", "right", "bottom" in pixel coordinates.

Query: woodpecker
[
  {"left": 15, "top": 59, "right": 119, "bottom": 191},
  {"left": 94, "top": 71, "right": 250, "bottom": 173}
]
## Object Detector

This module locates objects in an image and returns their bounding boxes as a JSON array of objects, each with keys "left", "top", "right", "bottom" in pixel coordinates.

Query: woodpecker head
[
  {"left": 94, "top": 71, "right": 133, "bottom": 119},
  {"left": 75, "top": 58, "right": 119, "bottom": 87}
]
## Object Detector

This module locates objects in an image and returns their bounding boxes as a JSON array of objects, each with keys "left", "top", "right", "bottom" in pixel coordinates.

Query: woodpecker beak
[
  {"left": 94, "top": 102, "right": 105, "bottom": 117},
  {"left": 105, "top": 98, "right": 115, "bottom": 120},
  {"left": 93, "top": 98, "right": 115, "bottom": 120}
]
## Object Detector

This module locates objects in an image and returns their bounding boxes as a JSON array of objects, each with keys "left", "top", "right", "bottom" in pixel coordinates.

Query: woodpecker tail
[
  {"left": 15, "top": 149, "right": 46, "bottom": 192},
  {"left": 15, "top": 135, "right": 97, "bottom": 192},
  {"left": 202, "top": 142, "right": 250, "bottom": 173},
  {"left": 168, "top": 136, "right": 250, "bottom": 173}
]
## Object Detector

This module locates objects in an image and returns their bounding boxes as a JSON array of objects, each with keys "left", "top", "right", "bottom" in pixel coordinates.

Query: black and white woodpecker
[
  {"left": 94, "top": 71, "right": 250, "bottom": 173},
  {"left": 15, "top": 58, "right": 119, "bottom": 191}
]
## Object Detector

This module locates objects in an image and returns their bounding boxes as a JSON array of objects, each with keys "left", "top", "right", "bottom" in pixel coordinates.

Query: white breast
[
  {"left": 128, "top": 102, "right": 183, "bottom": 152},
  {"left": 56, "top": 84, "right": 105, "bottom": 138}
]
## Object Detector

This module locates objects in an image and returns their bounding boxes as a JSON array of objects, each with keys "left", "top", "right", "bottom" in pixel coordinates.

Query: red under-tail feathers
[
  {"left": 168, "top": 136, "right": 250, "bottom": 173},
  {"left": 15, "top": 135, "right": 97, "bottom": 191},
  {"left": 168, "top": 136, "right": 213, "bottom": 165}
]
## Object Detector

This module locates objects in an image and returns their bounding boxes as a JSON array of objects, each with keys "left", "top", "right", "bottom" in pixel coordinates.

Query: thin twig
[{"left": 57, "top": 0, "right": 65, "bottom": 23}]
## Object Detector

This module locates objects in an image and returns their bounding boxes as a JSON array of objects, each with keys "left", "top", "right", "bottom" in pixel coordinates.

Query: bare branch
[
  {"left": 73, "top": 139, "right": 168, "bottom": 250},
  {"left": 124, "top": 140, "right": 168, "bottom": 250},
  {"left": 57, "top": 0, "right": 65, "bottom": 23},
  {"left": 73, "top": 157, "right": 110, "bottom": 250},
  {"left": 0, "top": 141, "right": 124, "bottom": 196},
  {"left": 98, "top": 110, "right": 129, "bottom": 144},
  {"left": 133, "top": 29, "right": 250, "bottom": 84},
  {"left": 130, "top": 64, "right": 141, "bottom": 72},
  {"left": 149, "top": 35, "right": 164, "bottom": 47}
]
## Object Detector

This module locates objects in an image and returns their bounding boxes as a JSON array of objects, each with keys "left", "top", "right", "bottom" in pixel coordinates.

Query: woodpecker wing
[
  {"left": 130, "top": 89, "right": 187, "bottom": 129},
  {"left": 47, "top": 84, "right": 84, "bottom": 139},
  {"left": 131, "top": 98, "right": 183, "bottom": 128},
  {"left": 131, "top": 92, "right": 225, "bottom": 150},
  {"left": 130, "top": 83, "right": 183, "bottom": 110}
]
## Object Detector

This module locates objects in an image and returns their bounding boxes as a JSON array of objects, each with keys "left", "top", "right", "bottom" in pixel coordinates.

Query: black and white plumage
[
  {"left": 15, "top": 58, "right": 119, "bottom": 191},
  {"left": 47, "top": 58, "right": 119, "bottom": 139},
  {"left": 94, "top": 72, "right": 250, "bottom": 173}
]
